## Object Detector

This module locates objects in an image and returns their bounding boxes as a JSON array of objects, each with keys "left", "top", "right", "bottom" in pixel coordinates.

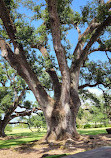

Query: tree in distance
[
  {"left": 77, "top": 90, "right": 111, "bottom": 128},
  {"left": 27, "top": 112, "right": 46, "bottom": 130},
  {"left": 0, "top": 0, "right": 111, "bottom": 141},
  {"left": 0, "top": 61, "right": 40, "bottom": 137}
]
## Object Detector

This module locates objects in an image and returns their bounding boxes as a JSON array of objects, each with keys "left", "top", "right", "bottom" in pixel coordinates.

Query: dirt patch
[{"left": 0, "top": 134, "right": 111, "bottom": 158}]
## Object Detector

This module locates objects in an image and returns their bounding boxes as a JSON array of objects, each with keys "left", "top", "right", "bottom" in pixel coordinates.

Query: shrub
[
  {"left": 76, "top": 124, "right": 84, "bottom": 129},
  {"left": 84, "top": 124, "right": 91, "bottom": 129}
]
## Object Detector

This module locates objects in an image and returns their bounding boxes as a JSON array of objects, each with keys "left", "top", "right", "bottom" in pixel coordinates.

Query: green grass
[
  {"left": 0, "top": 128, "right": 46, "bottom": 149},
  {"left": 0, "top": 127, "right": 109, "bottom": 149},
  {"left": 78, "top": 127, "right": 108, "bottom": 135}
]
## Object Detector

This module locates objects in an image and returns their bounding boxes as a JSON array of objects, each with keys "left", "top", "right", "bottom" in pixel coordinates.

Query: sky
[{"left": 0, "top": 0, "right": 111, "bottom": 104}]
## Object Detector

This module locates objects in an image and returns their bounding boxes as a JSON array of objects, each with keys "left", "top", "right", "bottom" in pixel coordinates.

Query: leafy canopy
[{"left": 0, "top": 0, "right": 111, "bottom": 98}]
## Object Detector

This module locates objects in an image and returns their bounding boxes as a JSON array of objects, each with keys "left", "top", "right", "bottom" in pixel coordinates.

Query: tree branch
[
  {"left": 31, "top": 44, "right": 61, "bottom": 100},
  {"left": 0, "top": 0, "right": 17, "bottom": 47},
  {"left": 71, "top": 0, "right": 111, "bottom": 66},
  {"left": 79, "top": 81, "right": 111, "bottom": 90},
  {"left": 0, "top": 1, "right": 52, "bottom": 108},
  {"left": 9, "top": 122, "right": 33, "bottom": 132},
  {"left": 0, "top": 38, "right": 50, "bottom": 109},
  {"left": 79, "top": 83, "right": 99, "bottom": 89},
  {"left": 18, "top": 104, "right": 42, "bottom": 111},
  {"left": 6, "top": 87, "right": 27, "bottom": 116},
  {"left": 46, "top": 69, "right": 61, "bottom": 100},
  {"left": 9, "top": 121, "right": 28, "bottom": 125},
  {"left": 97, "top": 38, "right": 104, "bottom": 45},
  {"left": 47, "top": 0, "right": 70, "bottom": 105},
  {"left": 73, "top": 22, "right": 81, "bottom": 38},
  {"left": 0, "top": 38, "right": 17, "bottom": 67},
  {"left": 78, "top": 15, "right": 111, "bottom": 67},
  {"left": 11, "top": 107, "right": 40, "bottom": 119},
  {"left": 14, "top": 110, "right": 32, "bottom": 117},
  {"left": 105, "top": 51, "right": 111, "bottom": 62},
  {"left": 71, "top": 20, "right": 101, "bottom": 73},
  {"left": 47, "top": 0, "right": 69, "bottom": 76},
  {"left": 0, "top": 81, "right": 6, "bottom": 87},
  {"left": 90, "top": 47, "right": 111, "bottom": 53},
  {"left": 39, "top": 46, "right": 61, "bottom": 100}
]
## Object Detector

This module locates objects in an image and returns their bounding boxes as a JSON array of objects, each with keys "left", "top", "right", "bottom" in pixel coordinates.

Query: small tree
[{"left": 0, "top": 61, "right": 39, "bottom": 137}]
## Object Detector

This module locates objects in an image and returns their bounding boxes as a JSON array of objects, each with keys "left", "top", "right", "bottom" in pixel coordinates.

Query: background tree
[
  {"left": 0, "top": 61, "right": 40, "bottom": 137},
  {"left": 90, "top": 90, "right": 111, "bottom": 126},
  {"left": 77, "top": 91, "right": 111, "bottom": 128},
  {"left": 0, "top": 0, "right": 111, "bottom": 141},
  {"left": 27, "top": 112, "right": 46, "bottom": 130},
  {"left": 99, "top": 88, "right": 111, "bottom": 122}
]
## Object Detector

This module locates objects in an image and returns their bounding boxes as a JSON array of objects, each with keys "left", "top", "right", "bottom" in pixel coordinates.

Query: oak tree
[{"left": 0, "top": 0, "right": 111, "bottom": 140}]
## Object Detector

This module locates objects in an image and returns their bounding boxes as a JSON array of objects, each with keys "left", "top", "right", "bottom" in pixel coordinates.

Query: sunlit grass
[
  {"left": 78, "top": 127, "right": 108, "bottom": 135},
  {"left": 0, "top": 127, "right": 109, "bottom": 149}
]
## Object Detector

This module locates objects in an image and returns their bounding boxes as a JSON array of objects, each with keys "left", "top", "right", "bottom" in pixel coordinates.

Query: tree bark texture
[
  {"left": 0, "top": 125, "right": 6, "bottom": 137},
  {"left": 0, "top": 118, "right": 10, "bottom": 137},
  {"left": 44, "top": 91, "right": 80, "bottom": 141}
]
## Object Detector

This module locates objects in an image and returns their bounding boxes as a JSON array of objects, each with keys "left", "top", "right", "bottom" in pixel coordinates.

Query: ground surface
[
  {"left": 0, "top": 133, "right": 111, "bottom": 158},
  {"left": 63, "top": 146, "right": 111, "bottom": 158}
]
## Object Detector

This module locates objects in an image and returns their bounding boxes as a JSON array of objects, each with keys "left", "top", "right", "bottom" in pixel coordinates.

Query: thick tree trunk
[
  {"left": 45, "top": 106, "right": 79, "bottom": 141},
  {"left": 44, "top": 92, "right": 81, "bottom": 141},
  {"left": 0, "top": 128, "right": 6, "bottom": 137},
  {"left": 0, "top": 113, "right": 11, "bottom": 137}
]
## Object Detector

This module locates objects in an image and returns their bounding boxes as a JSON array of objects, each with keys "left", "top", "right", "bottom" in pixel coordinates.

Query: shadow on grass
[
  {"left": 0, "top": 128, "right": 110, "bottom": 158},
  {"left": 14, "top": 141, "right": 69, "bottom": 157},
  {"left": 0, "top": 131, "right": 46, "bottom": 149},
  {"left": 43, "top": 154, "right": 67, "bottom": 158}
]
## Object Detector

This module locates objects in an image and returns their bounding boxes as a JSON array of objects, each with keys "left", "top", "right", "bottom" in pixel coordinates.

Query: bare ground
[{"left": 0, "top": 134, "right": 111, "bottom": 158}]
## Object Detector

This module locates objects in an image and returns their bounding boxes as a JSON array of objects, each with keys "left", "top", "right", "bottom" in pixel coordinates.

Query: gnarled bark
[{"left": 45, "top": 98, "right": 80, "bottom": 141}]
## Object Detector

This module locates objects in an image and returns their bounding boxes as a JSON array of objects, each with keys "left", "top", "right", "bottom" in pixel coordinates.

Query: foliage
[
  {"left": 4, "top": 125, "right": 12, "bottom": 132},
  {"left": 84, "top": 124, "right": 91, "bottom": 129},
  {"left": 0, "top": 60, "right": 26, "bottom": 114},
  {"left": 77, "top": 92, "right": 111, "bottom": 129},
  {"left": 80, "top": 61, "right": 111, "bottom": 89},
  {"left": 0, "top": 0, "right": 110, "bottom": 92},
  {"left": 0, "top": 60, "right": 40, "bottom": 136},
  {"left": 81, "top": 0, "right": 111, "bottom": 24},
  {"left": 28, "top": 112, "right": 46, "bottom": 129},
  {"left": 4, "top": 0, "right": 16, "bottom": 11}
]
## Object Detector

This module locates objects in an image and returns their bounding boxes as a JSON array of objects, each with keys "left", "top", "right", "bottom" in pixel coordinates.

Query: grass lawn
[
  {"left": 0, "top": 127, "right": 108, "bottom": 149},
  {"left": 78, "top": 127, "right": 108, "bottom": 135},
  {"left": 0, "top": 128, "right": 46, "bottom": 149}
]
